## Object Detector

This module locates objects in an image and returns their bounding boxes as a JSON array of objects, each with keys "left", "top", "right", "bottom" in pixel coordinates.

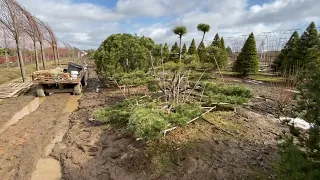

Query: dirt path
[{"left": 0, "top": 93, "right": 74, "bottom": 180}]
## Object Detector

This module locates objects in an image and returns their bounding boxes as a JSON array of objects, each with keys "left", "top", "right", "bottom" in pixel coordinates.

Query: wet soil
[
  {"left": 0, "top": 94, "right": 72, "bottom": 180},
  {"left": 0, "top": 96, "right": 34, "bottom": 128},
  {"left": 0, "top": 60, "right": 92, "bottom": 180},
  {"left": 0, "top": 97, "right": 46, "bottom": 134}
]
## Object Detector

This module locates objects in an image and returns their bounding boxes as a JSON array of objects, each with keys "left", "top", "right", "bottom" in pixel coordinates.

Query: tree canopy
[
  {"left": 173, "top": 25, "right": 187, "bottom": 61},
  {"left": 172, "top": 26, "right": 187, "bottom": 37},
  {"left": 197, "top": 23, "right": 210, "bottom": 42},
  {"left": 94, "top": 33, "right": 155, "bottom": 77}
]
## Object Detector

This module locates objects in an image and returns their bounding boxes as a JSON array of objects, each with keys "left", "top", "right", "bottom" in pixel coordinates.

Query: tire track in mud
[{"left": 0, "top": 94, "right": 71, "bottom": 180}]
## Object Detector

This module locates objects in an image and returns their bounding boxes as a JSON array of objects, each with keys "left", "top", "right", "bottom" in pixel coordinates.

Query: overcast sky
[{"left": 17, "top": 0, "right": 320, "bottom": 50}]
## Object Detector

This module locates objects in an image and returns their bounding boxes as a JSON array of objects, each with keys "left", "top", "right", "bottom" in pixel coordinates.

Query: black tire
[
  {"left": 36, "top": 85, "right": 46, "bottom": 97},
  {"left": 74, "top": 83, "right": 82, "bottom": 95}
]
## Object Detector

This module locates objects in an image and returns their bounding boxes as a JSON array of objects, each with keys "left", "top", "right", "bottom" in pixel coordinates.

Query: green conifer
[
  {"left": 272, "top": 31, "right": 299, "bottom": 73},
  {"left": 171, "top": 42, "right": 180, "bottom": 53},
  {"left": 188, "top": 39, "right": 197, "bottom": 55},
  {"left": 232, "top": 33, "right": 259, "bottom": 75},
  {"left": 221, "top": 37, "right": 226, "bottom": 49},
  {"left": 212, "top": 33, "right": 221, "bottom": 47},
  {"left": 163, "top": 43, "right": 170, "bottom": 62},
  {"left": 296, "top": 22, "right": 320, "bottom": 67},
  {"left": 198, "top": 41, "right": 207, "bottom": 62},
  {"left": 182, "top": 43, "right": 187, "bottom": 55}
]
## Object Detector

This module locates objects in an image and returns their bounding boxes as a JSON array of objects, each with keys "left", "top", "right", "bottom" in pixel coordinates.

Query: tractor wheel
[
  {"left": 36, "top": 85, "right": 46, "bottom": 97},
  {"left": 74, "top": 83, "right": 82, "bottom": 95}
]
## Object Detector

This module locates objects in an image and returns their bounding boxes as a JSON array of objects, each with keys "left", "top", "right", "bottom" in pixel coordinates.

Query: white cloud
[
  {"left": 16, "top": 0, "right": 320, "bottom": 50},
  {"left": 18, "top": 0, "right": 125, "bottom": 49},
  {"left": 137, "top": 0, "right": 320, "bottom": 49},
  {"left": 116, "top": 0, "right": 199, "bottom": 17}
]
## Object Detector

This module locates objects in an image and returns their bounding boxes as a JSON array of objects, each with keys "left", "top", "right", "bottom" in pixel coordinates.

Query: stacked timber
[{"left": 32, "top": 67, "right": 71, "bottom": 81}]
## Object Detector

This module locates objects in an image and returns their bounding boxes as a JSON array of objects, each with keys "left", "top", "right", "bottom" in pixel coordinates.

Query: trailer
[{"left": 32, "top": 62, "right": 88, "bottom": 97}]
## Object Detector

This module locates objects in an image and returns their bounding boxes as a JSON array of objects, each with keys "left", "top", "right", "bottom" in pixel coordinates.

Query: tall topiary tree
[
  {"left": 173, "top": 25, "right": 187, "bottom": 62},
  {"left": 188, "top": 39, "right": 197, "bottom": 55},
  {"left": 232, "top": 33, "right": 259, "bottom": 75},
  {"left": 212, "top": 33, "right": 221, "bottom": 47},
  {"left": 197, "top": 23, "right": 210, "bottom": 43},
  {"left": 272, "top": 31, "right": 300, "bottom": 73},
  {"left": 182, "top": 43, "right": 187, "bottom": 55},
  {"left": 296, "top": 22, "right": 320, "bottom": 68},
  {"left": 198, "top": 41, "right": 207, "bottom": 62}
]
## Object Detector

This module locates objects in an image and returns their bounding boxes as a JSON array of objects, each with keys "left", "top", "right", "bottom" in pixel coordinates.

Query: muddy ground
[
  {"left": 0, "top": 94, "right": 72, "bottom": 180},
  {"left": 0, "top": 62, "right": 289, "bottom": 180},
  {"left": 0, "top": 96, "right": 34, "bottom": 128},
  {"left": 52, "top": 66, "right": 288, "bottom": 180}
]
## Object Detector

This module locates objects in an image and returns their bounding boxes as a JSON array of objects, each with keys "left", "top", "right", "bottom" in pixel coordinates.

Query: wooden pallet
[{"left": 0, "top": 79, "right": 34, "bottom": 99}]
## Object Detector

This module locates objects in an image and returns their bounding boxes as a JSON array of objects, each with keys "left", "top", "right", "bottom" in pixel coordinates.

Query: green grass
[
  {"left": 219, "top": 70, "right": 240, "bottom": 76},
  {"left": 202, "top": 111, "right": 244, "bottom": 132},
  {"left": 0, "top": 58, "right": 70, "bottom": 85},
  {"left": 249, "top": 75, "right": 284, "bottom": 83},
  {"left": 198, "top": 82, "right": 253, "bottom": 105}
]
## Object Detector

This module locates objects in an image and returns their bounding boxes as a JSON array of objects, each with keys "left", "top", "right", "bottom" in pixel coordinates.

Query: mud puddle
[
  {"left": 0, "top": 97, "right": 45, "bottom": 134},
  {"left": 31, "top": 95, "right": 81, "bottom": 180},
  {"left": 63, "top": 95, "right": 82, "bottom": 113}
]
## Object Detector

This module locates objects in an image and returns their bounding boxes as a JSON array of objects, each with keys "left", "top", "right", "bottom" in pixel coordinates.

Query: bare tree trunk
[
  {"left": 201, "top": 32, "right": 205, "bottom": 43},
  {"left": 4, "top": 49, "right": 9, "bottom": 68},
  {"left": 40, "top": 41, "right": 46, "bottom": 69},
  {"left": 3, "top": 29, "right": 9, "bottom": 68},
  {"left": 33, "top": 41, "right": 39, "bottom": 71},
  {"left": 52, "top": 45, "right": 57, "bottom": 67},
  {"left": 15, "top": 38, "right": 26, "bottom": 82},
  {"left": 179, "top": 36, "right": 182, "bottom": 62},
  {"left": 56, "top": 45, "right": 60, "bottom": 66}
]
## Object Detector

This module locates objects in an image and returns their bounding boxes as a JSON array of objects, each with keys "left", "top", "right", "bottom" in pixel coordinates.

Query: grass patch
[
  {"left": 249, "top": 75, "right": 284, "bottom": 83},
  {"left": 146, "top": 140, "right": 179, "bottom": 177},
  {"left": 199, "top": 82, "right": 252, "bottom": 105},
  {"left": 202, "top": 111, "right": 244, "bottom": 132},
  {"left": 188, "top": 71, "right": 215, "bottom": 81},
  {"left": 113, "top": 70, "right": 155, "bottom": 86},
  {"left": 219, "top": 70, "right": 240, "bottom": 76}
]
